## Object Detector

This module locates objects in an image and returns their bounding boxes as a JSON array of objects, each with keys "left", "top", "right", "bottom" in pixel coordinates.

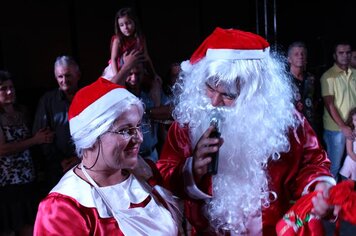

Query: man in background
[
  {"left": 33, "top": 55, "right": 80, "bottom": 194},
  {"left": 321, "top": 41, "right": 356, "bottom": 182},
  {"left": 287, "top": 41, "right": 323, "bottom": 139}
]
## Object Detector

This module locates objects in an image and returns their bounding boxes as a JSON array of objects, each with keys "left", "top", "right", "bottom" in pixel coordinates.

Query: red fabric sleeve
[
  {"left": 264, "top": 114, "right": 333, "bottom": 232},
  {"left": 34, "top": 193, "right": 91, "bottom": 236},
  {"left": 328, "top": 180, "right": 356, "bottom": 224},
  {"left": 156, "top": 122, "right": 192, "bottom": 197},
  {"left": 293, "top": 116, "right": 332, "bottom": 196},
  {"left": 34, "top": 193, "right": 123, "bottom": 236}
]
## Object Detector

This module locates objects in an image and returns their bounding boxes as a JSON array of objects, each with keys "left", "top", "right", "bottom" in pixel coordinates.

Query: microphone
[{"left": 207, "top": 111, "right": 221, "bottom": 175}]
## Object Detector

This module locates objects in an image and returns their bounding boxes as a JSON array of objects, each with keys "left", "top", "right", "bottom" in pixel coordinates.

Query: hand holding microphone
[
  {"left": 207, "top": 115, "right": 221, "bottom": 175},
  {"left": 192, "top": 110, "right": 223, "bottom": 180}
]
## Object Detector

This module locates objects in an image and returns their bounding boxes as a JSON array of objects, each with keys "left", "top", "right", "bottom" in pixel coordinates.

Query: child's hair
[
  {"left": 114, "top": 7, "right": 143, "bottom": 44},
  {"left": 346, "top": 107, "right": 356, "bottom": 130}
]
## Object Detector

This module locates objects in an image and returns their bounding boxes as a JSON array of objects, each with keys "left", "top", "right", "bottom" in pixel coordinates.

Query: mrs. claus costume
[
  {"left": 156, "top": 27, "right": 335, "bottom": 235},
  {"left": 34, "top": 78, "right": 179, "bottom": 236}
]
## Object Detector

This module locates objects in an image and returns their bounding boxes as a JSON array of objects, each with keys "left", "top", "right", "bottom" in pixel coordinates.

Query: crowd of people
[{"left": 1, "top": 6, "right": 356, "bottom": 236}]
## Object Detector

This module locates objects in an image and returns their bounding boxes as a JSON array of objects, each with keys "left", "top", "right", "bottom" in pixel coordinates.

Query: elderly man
[{"left": 32, "top": 55, "right": 81, "bottom": 193}]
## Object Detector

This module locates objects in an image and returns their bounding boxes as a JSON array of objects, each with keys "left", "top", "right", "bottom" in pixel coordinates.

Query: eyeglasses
[{"left": 107, "top": 123, "right": 150, "bottom": 139}]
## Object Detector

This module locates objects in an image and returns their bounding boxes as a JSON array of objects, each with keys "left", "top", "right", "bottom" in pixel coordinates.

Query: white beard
[
  {"left": 174, "top": 56, "right": 298, "bottom": 233},
  {"left": 189, "top": 103, "right": 293, "bottom": 233}
]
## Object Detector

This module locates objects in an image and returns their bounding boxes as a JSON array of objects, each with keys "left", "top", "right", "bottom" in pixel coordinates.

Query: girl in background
[
  {"left": 102, "top": 7, "right": 160, "bottom": 83},
  {"left": 339, "top": 107, "right": 356, "bottom": 180}
]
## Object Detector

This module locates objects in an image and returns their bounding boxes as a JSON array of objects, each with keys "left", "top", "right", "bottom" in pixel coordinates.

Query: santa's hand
[
  {"left": 192, "top": 125, "right": 222, "bottom": 182},
  {"left": 311, "top": 182, "right": 333, "bottom": 217}
]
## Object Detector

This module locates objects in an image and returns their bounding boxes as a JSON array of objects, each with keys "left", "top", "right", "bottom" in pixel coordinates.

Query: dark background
[{"left": 0, "top": 0, "right": 355, "bottom": 112}]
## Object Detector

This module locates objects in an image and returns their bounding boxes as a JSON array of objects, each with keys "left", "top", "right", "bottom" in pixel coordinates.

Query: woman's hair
[
  {"left": 0, "top": 70, "right": 21, "bottom": 113},
  {"left": 0, "top": 70, "right": 13, "bottom": 84},
  {"left": 346, "top": 107, "right": 356, "bottom": 130},
  {"left": 114, "top": 7, "right": 143, "bottom": 44}
]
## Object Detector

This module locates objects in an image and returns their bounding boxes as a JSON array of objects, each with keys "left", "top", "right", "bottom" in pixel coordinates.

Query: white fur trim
[
  {"left": 206, "top": 47, "right": 270, "bottom": 60},
  {"left": 302, "top": 176, "right": 336, "bottom": 196},
  {"left": 101, "top": 64, "right": 114, "bottom": 80},
  {"left": 180, "top": 60, "right": 193, "bottom": 72},
  {"left": 51, "top": 168, "right": 97, "bottom": 208},
  {"left": 69, "top": 88, "right": 134, "bottom": 135},
  {"left": 52, "top": 169, "right": 149, "bottom": 213},
  {"left": 183, "top": 157, "right": 212, "bottom": 199}
]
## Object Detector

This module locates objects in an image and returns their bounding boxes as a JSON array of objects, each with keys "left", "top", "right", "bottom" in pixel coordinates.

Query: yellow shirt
[{"left": 321, "top": 64, "right": 356, "bottom": 131}]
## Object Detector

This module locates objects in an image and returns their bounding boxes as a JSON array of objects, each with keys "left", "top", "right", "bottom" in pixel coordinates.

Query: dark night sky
[
  {"left": 277, "top": 1, "right": 356, "bottom": 73},
  {"left": 0, "top": 0, "right": 355, "bottom": 110}
]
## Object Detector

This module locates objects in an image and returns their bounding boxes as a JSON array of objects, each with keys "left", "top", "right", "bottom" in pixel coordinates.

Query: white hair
[
  {"left": 173, "top": 51, "right": 298, "bottom": 233},
  {"left": 72, "top": 96, "right": 144, "bottom": 157},
  {"left": 54, "top": 55, "right": 81, "bottom": 75}
]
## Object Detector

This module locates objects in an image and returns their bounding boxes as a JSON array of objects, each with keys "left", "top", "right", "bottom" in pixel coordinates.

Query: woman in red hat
[{"left": 34, "top": 78, "right": 179, "bottom": 236}]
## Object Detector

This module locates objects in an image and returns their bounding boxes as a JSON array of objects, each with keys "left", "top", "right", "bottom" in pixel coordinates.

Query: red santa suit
[
  {"left": 157, "top": 117, "right": 334, "bottom": 236},
  {"left": 34, "top": 162, "right": 178, "bottom": 236}
]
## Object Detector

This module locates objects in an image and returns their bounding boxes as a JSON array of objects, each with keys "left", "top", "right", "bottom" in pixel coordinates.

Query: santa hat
[
  {"left": 189, "top": 27, "right": 270, "bottom": 64},
  {"left": 68, "top": 77, "right": 135, "bottom": 136}
]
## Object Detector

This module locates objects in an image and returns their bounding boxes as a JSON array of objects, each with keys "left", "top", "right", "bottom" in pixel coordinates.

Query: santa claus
[{"left": 157, "top": 27, "right": 336, "bottom": 235}]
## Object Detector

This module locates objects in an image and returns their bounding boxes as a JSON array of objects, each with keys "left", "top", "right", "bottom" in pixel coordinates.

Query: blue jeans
[{"left": 323, "top": 130, "right": 346, "bottom": 181}]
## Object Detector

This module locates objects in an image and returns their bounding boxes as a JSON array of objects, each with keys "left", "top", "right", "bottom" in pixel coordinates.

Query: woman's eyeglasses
[{"left": 107, "top": 123, "right": 150, "bottom": 139}]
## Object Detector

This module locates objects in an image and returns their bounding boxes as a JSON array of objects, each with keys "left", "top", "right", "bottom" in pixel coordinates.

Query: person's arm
[
  {"left": 148, "top": 75, "right": 162, "bottom": 106},
  {"left": 311, "top": 181, "right": 334, "bottom": 218},
  {"left": 110, "top": 36, "right": 120, "bottom": 76},
  {"left": 292, "top": 117, "right": 335, "bottom": 195},
  {"left": 32, "top": 94, "right": 50, "bottom": 134},
  {"left": 0, "top": 126, "right": 53, "bottom": 157},
  {"left": 157, "top": 122, "right": 218, "bottom": 199},
  {"left": 156, "top": 122, "right": 193, "bottom": 197},
  {"left": 110, "top": 49, "right": 145, "bottom": 85},
  {"left": 32, "top": 94, "right": 73, "bottom": 168},
  {"left": 323, "top": 95, "right": 354, "bottom": 139},
  {"left": 289, "top": 116, "right": 336, "bottom": 217},
  {"left": 323, "top": 95, "right": 347, "bottom": 127},
  {"left": 191, "top": 125, "right": 222, "bottom": 184},
  {"left": 346, "top": 139, "right": 356, "bottom": 161}
]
